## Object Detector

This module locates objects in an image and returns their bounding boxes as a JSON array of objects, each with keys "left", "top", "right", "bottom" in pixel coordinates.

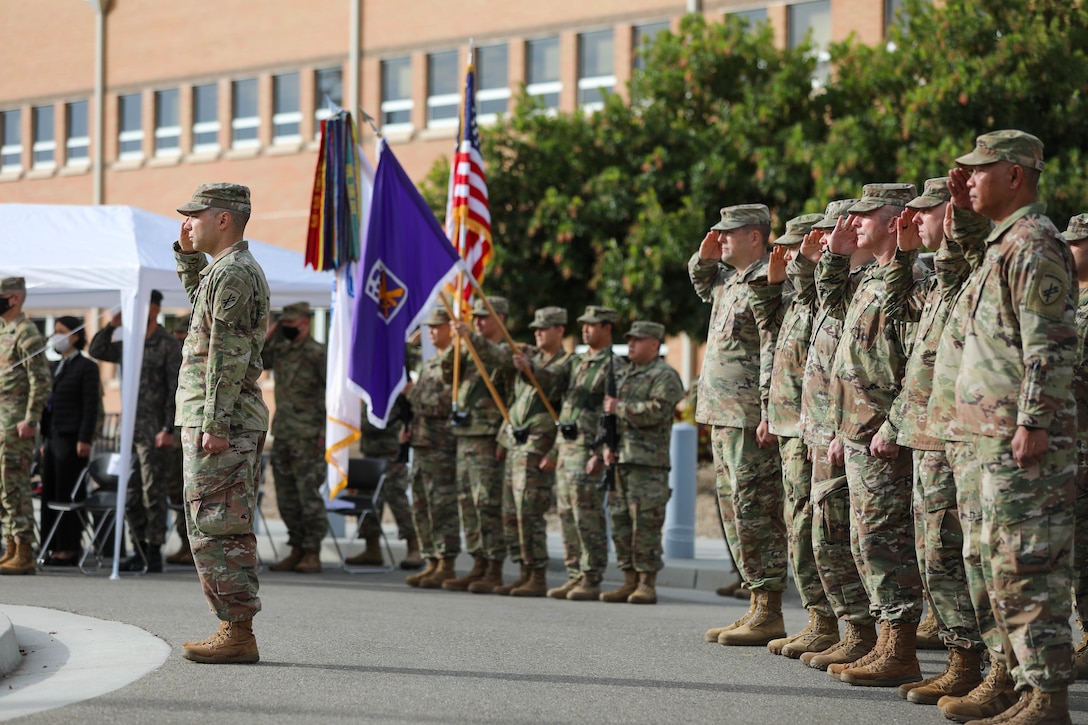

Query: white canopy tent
[{"left": 0, "top": 203, "right": 334, "bottom": 578}]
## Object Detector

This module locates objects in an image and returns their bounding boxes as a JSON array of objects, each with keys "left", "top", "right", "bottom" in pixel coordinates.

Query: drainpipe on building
[
  {"left": 348, "top": 0, "right": 361, "bottom": 119},
  {"left": 88, "top": 0, "right": 111, "bottom": 205},
  {"left": 686, "top": 0, "right": 702, "bottom": 14}
]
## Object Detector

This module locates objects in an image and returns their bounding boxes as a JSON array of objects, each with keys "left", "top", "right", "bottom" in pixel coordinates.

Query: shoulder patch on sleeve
[
  {"left": 1025, "top": 259, "right": 1069, "bottom": 320},
  {"left": 217, "top": 286, "right": 243, "bottom": 314}
]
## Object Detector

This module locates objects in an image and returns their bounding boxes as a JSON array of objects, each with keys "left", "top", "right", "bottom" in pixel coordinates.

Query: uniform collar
[{"left": 984, "top": 202, "right": 1047, "bottom": 245}]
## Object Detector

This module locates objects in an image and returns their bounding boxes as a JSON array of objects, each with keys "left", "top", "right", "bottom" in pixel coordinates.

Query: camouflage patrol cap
[
  {"left": 0, "top": 277, "right": 26, "bottom": 294},
  {"left": 576, "top": 305, "right": 618, "bottom": 324},
  {"left": 849, "top": 183, "right": 917, "bottom": 214},
  {"left": 711, "top": 204, "right": 771, "bottom": 231},
  {"left": 1063, "top": 214, "right": 1088, "bottom": 243},
  {"left": 279, "top": 301, "right": 312, "bottom": 321},
  {"left": 177, "top": 182, "right": 252, "bottom": 215},
  {"left": 423, "top": 307, "right": 451, "bottom": 326},
  {"left": 528, "top": 306, "right": 568, "bottom": 329},
  {"left": 625, "top": 320, "right": 665, "bottom": 342},
  {"left": 812, "top": 199, "right": 860, "bottom": 231},
  {"left": 471, "top": 296, "right": 509, "bottom": 317},
  {"left": 907, "top": 177, "right": 952, "bottom": 210},
  {"left": 774, "top": 213, "right": 825, "bottom": 246},
  {"left": 955, "top": 130, "right": 1045, "bottom": 172}
]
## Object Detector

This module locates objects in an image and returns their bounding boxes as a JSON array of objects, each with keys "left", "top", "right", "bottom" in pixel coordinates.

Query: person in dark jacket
[{"left": 39, "top": 316, "right": 100, "bottom": 565}]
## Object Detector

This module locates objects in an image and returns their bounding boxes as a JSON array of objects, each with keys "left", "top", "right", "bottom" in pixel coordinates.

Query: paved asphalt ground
[{"left": 2, "top": 526, "right": 1088, "bottom": 724}]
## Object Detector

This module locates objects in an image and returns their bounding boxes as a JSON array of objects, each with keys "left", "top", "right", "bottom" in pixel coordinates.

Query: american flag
[{"left": 444, "top": 53, "right": 493, "bottom": 306}]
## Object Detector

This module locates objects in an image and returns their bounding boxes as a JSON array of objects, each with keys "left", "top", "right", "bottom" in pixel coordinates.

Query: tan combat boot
[
  {"left": 442, "top": 554, "right": 487, "bottom": 591},
  {"left": 903, "top": 646, "right": 983, "bottom": 705},
  {"left": 814, "top": 620, "right": 880, "bottom": 673},
  {"left": 769, "top": 609, "right": 816, "bottom": 656},
  {"left": 495, "top": 565, "right": 530, "bottom": 595},
  {"left": 600, "top": 569, "right": 639, "bottom": 603},
  {"left": 916, "top": 603, "right": 943, "bottom": 650},
  {"left": 828, "top": 621, "right": 888, "bottom": 679},
  {"left": 166, "top": 538, "right": 195, "bottom": 566},
  {"left": 717, "top": 590, "right": 786, "bottom": 646},
  {"left": 969, "top": 687, "right": 1068, "bottom": 725},
  {"left": 467, "top": 559, "right": 505, "bottom": 593},
  {"left": 345, "top": 536, "right": 384, "bottom": 566},
  {"left": 268, "top": 546, "right": 303, "bottom": 572},
  {"left": 547, "top": 574, "right": 582, "bottom": 600},
  {"left": 182, "top": 619, "right": 259, "bottom": 664},
  {"left": 706, "top": 591, "right": 759, "bottom": 643},
  {"left": 420, "top": 556, "right": 458, "bottom": 589},
  {"left": 0, "top": 540, "right": 36, "bottom": 575},
  {"left": 510, "top": 568, "right": 548, "bottom": 598},
  {"left": 400, "top": 536, "right": 424, "bottom": 570},
  {"left": 780, "top": 611, "right": 840, "bottom": 659},
  {"left": 0, "top": 535, "right": 16, "bottom": 567},
  {"left": 406, "top": 558, "right": 438, "bottom": 587},
  {"left": 1073, "top": 629, "right": 1088, "bottom": 681},
  {"left": 566, "top": 572, "right": 602, "bottom": 601},
  {"left": 294, "top": 549, "right": 322, "bottom": 573},
  {"left": 937, "top": 659, "right": 1018, "bottom": 723},
  {"left": 627, "top": 572, "right": 658, "bottom": 604},
  {"left": 840, "top": 619, "right": 922, "bottom": 687}
]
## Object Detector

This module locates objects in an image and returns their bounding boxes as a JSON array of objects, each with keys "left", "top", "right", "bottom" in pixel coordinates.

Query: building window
[
  {"left": 426, "top": 51, "right": 460, "bottom": 128},
  {"left": 476, "top": 44, "right": 509, "bottom": 120},
  {"left": 273, "top": 72, "right": 301, "bottom": 143},
  {"left": 66, "top": 101, "right": 89, "bottom": 165},
  {"left": 154, "top": 89, "right": 180, "bottom": 157},
  {"left": 526, "top": 37, "right": 561, "bottom": 110},
  {"left": 1, "top": 109, "right": 22, "bottom": 172},
  {"left": 788, "top": 1, "right": 832, "bottom": 86},
  {"left": 578, "top": 31, "right": 615, "bottom": 110},
  {"left": 118, "top": 93, "right": 143, "bottom": 160},
  {"left": 231, "top": 78, "right": 259, "bottom": 149},
  {"left": 32, "top": 105, "right": 55, "bottom": 169},
  {"left": 314, "top": 66, "right": 343, "bottom": 128},
  {"left": 731, "top": 8, "right": 769, "bottom": 28},
  {"left": 192, "top": 84, "right": 219, "bottom": 153},
  {"left": 632, "top": 22, "right": 670, "bottom": 72},
  {"left": 885, "top": 0, "right": 906, "bottom": 32},
  {"left": 380, "top": 57, "right": 413, "bottom": 130}
]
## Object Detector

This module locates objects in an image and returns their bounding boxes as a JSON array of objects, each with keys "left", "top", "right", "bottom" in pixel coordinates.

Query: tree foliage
[{"left": 421, "top": 0, "right": 1088, "bottom": 340}]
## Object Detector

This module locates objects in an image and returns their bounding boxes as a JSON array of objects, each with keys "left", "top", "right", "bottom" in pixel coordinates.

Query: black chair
[
  {"left": 327, "top": 457, "right": 395, "bottom": 573},
  {"left": 38, "top": 452, "right": 147, "bottom": 575}
]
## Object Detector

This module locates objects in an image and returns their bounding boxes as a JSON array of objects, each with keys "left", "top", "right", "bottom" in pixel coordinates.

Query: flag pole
[
  {"left": 449, "top": 39, "right": 475, "bottom": 421},
  {"left": 439, "top": 293, "right": 511, "bottom": 424}
]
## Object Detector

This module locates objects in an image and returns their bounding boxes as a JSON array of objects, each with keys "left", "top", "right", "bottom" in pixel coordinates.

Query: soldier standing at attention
[
  {"left": 496, "top": 306, "right": 570, "bottom": 597},
  {"left": 0, "top": 278, "right": 51, "bottom": 575},
  {"left": 946, "top": 131, "right": 1076, "bottom": 724},
  {"left": 263, "top": 302, "right": 327, "bottom": 574},
  {"left": 174, "top": 183, "right": 270, "bottom": 664},
  {"left": 547, "top": 305, "right": 625, "bottom": 601},
  {"left": 89, "top": 289, "right": 182, "bottom": 573},
  {"left": 600, "top": 321, "right": 683, "bottom": 605},
  {"left": 691, "top": 204, "right": 788, "bottom": 647},
  {"left": 747, "top": 212, "right": 841, "bottom": 657}
]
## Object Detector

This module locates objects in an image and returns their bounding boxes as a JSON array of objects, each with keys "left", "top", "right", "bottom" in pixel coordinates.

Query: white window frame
[
  {"left": 272, "top": 73, "right": 302, "bottom": 144},
  {"left": 526, "top": 81, "right": 561, "bottom": 113},
  {"left": 117, "top": 94, "right": 143, "bottom": 161},
  {"left": 65, "top": 102, "right": 89, "bottom": 167},
  {"left": 380, "top": 99, "right": 413, "bottom": 134},
  {"left": 32, "top": 107, "right": 55, "bottom": 169},
  {"left": 426, "top": 93, "right": 460, "bottom": 129},
  {"left": 154, "top": 90, "right": 181, "bottom": 158},
  {"left": 191, "top": 85, "right": 220, "bottom": 154},
  {"left": 231, "top": 80, "right": 260, "bottom": 150},
  {"left": 314, "top": 67, "right": 343, "bottom": 137},
  {"left": 577, "top": 75, "right": 615, "bottom": 112},
  {"left": 476, "top": 86, "right": 511, "bottom": 125}
]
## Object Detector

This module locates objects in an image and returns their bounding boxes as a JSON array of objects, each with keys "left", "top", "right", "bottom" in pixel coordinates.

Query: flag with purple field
[{"left": 349, "top": 139, "right": 460, "bottom": 427}]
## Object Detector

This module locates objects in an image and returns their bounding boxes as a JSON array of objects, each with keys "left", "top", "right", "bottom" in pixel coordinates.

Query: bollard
[{"left": 664, "top": 423, "right": 697, "bottom": 559}]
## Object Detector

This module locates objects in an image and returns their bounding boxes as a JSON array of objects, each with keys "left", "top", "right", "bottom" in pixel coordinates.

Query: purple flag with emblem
[{"left": 349, "top": 139, "right": 460, "bottom": 427}]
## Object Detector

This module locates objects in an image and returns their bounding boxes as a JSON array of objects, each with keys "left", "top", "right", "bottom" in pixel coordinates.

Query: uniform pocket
[{"left": 188, "top": 486, "right": 252, "bottom": 537}]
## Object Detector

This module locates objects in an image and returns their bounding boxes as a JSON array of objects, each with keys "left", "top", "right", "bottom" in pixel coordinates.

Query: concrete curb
[{"left": 0, "top": 612, "right": 19, "bottom": 676}]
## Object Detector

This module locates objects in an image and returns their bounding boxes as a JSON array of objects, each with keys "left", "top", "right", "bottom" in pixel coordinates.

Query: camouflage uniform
[
  {"left": 0, "top": 281, "right": 52, "bottom": 547},
  {"left": 553, "top": 307, "right": 625, "bottom": 579},
  {"left": 497, "top": 311, "right": 570, "bottom": 570},
  {"left": 1064, "top": 214, "right": 1088, "bottom": 633},
  {"left": 689, "top": 209, "right": 786, "bottom": 594},
  {"left": 359, "top": 405, "right": 416, "bottom": 542},
  {"left": 749, "top": 212, "right": 831, "bottom": 617},
  {"left": 263, "top": 307, "right": 327, "bottom": 555},
  {"left": 824, "top": 184, "right": 922, "bottom": 626},
  {"left": 949, "top": 192, "right": 1077, "bottom": 692},
  {"left": 608, "top": 323, "right": 684, "bottom": 574},
  {"left": 175, "top": 193, "right": 270, "bottom": 623},
  {"left": 89, "top": 322, "right": 182, "bottom": 547},
  {"left": 406, "top": 340, "right": 458, "bottom": 560}
]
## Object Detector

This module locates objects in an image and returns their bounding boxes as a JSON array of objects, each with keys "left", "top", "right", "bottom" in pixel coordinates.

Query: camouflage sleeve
[
  {"left": 816, "top": 252, "right": 851, "bottom": 320},
  {"left": 618, "top": 366, "right": 684, "bottom": 429},
  {"left": 1010, "top": 241, "right": 1077, "bottom": 430},
  {"left": 88, "top": 325, "right": 122, "bottom": 363},
  {"left": 203, "top": 270, "right": 260, "bottom": 437},
  {"left": 758, "top": 311, "right": 777, "bottom": 422},
  {"left": 884, "top": 248, "right": 926, "bottom": 322},
  {"left": 787, "top": 254, "right": 818, "bottom": 304},
  {"left": 951, "top": 206, "right": 993, "bottom": 271},
  {"left": 21, "top": 325, "right": 51, "bottom": 423},
  {"left": 689, "top": 252, "right": 725, "bottom": 302},
  {"left": 261, "top": 336, "right": 278, "bottom": 370},
  {"left": 748, "top": 281, "right": 787, "bottom": 334},
  {"left": 164, "top": 335, "right": 182, "bottom": 430},
  {"left": 174, "top": 243, "right": 208, "bottom": 303}
]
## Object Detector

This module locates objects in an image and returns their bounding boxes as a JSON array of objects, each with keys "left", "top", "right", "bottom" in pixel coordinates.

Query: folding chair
[
  {"left": 38, "top": 452, "right": 147, "bottom": 575},
  {"left": 327, "top": 458, "right": 395, "bottom": 573}
]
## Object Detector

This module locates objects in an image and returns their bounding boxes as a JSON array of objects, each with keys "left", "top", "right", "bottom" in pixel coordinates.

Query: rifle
[
  {"left": 597, "top": 347, "right": 617, "bottom": 492},
  {"left": 391, "top": 394, "right": 413, "bottom": 463}
]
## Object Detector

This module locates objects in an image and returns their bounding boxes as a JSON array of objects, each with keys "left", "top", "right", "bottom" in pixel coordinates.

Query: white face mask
[{"left": 51, "top": 334, "right": 73, "bottom": 356}]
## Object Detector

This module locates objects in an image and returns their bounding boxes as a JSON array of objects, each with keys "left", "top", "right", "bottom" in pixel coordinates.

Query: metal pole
[
  {"left": 348, "top": 0, "right": 361, "bottom": 115},
  {"left": 89, "top": 0, "right": 110, "bottom": 205},
  {"left": 664, "top": 423, "right": 697, "bottom": 558}
]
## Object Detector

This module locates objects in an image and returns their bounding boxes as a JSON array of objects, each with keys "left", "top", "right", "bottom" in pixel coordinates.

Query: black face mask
[
  {"left": 281, "top": 325, "right": 300, "bottom": 340},
  {"left": 0, "top": 297, "right": 10, "bottom": 316}
]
